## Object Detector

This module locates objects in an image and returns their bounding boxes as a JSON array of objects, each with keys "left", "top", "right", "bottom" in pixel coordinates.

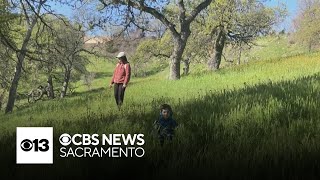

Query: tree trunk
[
  {"left": 60, "top": 68, "right": 71, "bottom": 98},
  {"left": 47, "top": 74, "right": 54, "bottom": 99},
  {"left": 238, "top": 46, "right": 242, "bottom": 65},
  {"left": 208, "top": 28, "right": 226, "bottom": 71},
  {"left": 169, "top": 35, "right": 188, "bottom": 80},
  {"left": 0, "top": 90, "right": 4, "bottom": 110},
  {"left": 183, "top": 56, "right": 191, "bottom": 75},
  {"left": 5, "top": 18, "right": 37, "bottom": 113},
  {"left": 308, "top": 41, "right": 312, "bottom": 53}
]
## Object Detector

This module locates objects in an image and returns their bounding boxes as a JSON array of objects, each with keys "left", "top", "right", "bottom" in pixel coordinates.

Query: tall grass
[{"left": 1, "top": 52, "right": 320, "bottom": 178}]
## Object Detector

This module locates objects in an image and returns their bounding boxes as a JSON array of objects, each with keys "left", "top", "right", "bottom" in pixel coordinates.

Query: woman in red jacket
[{"left": 109, "top": 52, "right": 131, "bottom": 109}]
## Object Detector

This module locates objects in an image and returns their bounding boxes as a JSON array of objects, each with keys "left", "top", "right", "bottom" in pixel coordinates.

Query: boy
[{"left": 153, "top": 104, "right": 178, "bottom": 146}]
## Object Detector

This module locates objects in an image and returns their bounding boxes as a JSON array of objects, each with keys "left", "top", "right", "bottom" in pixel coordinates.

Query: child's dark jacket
[{"left": 154, "top": 113, "right": 178, "bottom": 137}]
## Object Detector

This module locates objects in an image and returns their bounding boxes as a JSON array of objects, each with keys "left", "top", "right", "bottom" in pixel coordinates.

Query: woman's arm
[{"left": 123, "top": 63, "right": 131, "bottom": 86}]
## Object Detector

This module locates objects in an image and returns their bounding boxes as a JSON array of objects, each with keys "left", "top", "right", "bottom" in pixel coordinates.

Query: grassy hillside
[
  {"left": 250, "top": 35, "right": 307, "bottom": 60},
  {"left": 2, "top": 52, "right": 320, "bottom": 127},
  {"left": 1, "top": 36, "right": 320, "bottom": 178}
]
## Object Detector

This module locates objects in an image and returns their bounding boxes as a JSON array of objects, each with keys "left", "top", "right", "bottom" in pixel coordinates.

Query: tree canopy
[{"left": 293, "top": 0, "right": 320, "bottom": 52}]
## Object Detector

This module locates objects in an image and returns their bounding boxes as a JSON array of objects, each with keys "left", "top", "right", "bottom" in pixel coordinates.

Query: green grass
[
  {"left": 1, "top": 40, "right": 320, "bottom": 178},
  {"left": 249, "top": 35, "right": 307, "bottom": 60},
  {"left": 74, "top": 56, "right": 115, "bottom": 93},
  {"left": 4, "top": 52, "right": 320, "bottom": 126}
]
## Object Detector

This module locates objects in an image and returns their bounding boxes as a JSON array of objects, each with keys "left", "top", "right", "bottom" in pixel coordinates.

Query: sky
[
  {"left": 49, "top": 0, "right": 299, "bottom": 34},
  {"left": 265, "top": 0, "right": 298, "bottom": 31}
]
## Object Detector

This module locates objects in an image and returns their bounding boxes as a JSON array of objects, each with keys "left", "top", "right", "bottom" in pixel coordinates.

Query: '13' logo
[{"left": 20, "top": 139, "right": 49, "bottom": 152}]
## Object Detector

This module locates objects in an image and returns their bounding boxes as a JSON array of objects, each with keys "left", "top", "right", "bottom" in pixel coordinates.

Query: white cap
[{"left": 116, "top": 52, "right": 126, "bottom": 58}]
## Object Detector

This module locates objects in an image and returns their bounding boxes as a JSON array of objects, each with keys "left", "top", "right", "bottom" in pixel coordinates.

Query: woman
[{"left": 109, "top": 52, "right": 131, "bottom": 109}]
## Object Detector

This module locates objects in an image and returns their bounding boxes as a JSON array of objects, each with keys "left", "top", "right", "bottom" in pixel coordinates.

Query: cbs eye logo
[
  {"left": 20, "top": 139, "right": 49, "bottom": 152},
  {"left": 59, "top": 133, "right": 71, "bottom": 146}
]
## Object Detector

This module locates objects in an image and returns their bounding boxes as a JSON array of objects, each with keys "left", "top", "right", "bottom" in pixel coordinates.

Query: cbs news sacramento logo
[
  {"left": 16, "top": 127, "right": 145, "bottom": 164},
  {"left": 16, "top": 127, "right": 53, "bottom": 164}
]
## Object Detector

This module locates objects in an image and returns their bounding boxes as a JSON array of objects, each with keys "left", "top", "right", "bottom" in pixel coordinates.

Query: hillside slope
[{"left": 1, "top": 51, "right": 320, "bottom": 178}]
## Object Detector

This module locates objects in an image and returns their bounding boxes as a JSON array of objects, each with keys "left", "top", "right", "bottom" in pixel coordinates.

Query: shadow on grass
[
  {"left": 1, "top": 73, "right": 320, "bottom": 179},
  {"left": 4, "top": 87, "right": 107, "bottom": 114},
  {"left": 70, "top": 87, "right": 106, "bottom": 97},
  {"left": 134, "top": 64, "right": 169, "bottom": 78},
  {"left": 94, "top": 72, "right": 113, "bottom": 79}
]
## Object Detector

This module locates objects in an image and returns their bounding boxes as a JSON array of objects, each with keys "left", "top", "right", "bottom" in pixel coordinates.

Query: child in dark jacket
[{"left": 153, "top": 104, "right": 178, "bottom": 146}]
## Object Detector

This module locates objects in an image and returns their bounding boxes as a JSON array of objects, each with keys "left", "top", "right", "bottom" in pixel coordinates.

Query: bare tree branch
[{"left": 186, "top": 0, "right": 213, "bottom": 25}]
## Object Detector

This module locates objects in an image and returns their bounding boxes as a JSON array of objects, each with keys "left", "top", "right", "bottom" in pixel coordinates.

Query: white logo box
[{"left": 16, "top": 127, "right": 53, "bottom": 164}]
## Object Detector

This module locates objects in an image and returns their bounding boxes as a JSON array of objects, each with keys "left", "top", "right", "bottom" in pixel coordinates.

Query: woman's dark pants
[{"left": 114, "top": 83, "right": 126, "bottom": 106}]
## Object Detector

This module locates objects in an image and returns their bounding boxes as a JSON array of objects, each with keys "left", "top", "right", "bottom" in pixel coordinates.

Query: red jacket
[{"left": 111, "top": 62, "right": 131, "bottom": 85}]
